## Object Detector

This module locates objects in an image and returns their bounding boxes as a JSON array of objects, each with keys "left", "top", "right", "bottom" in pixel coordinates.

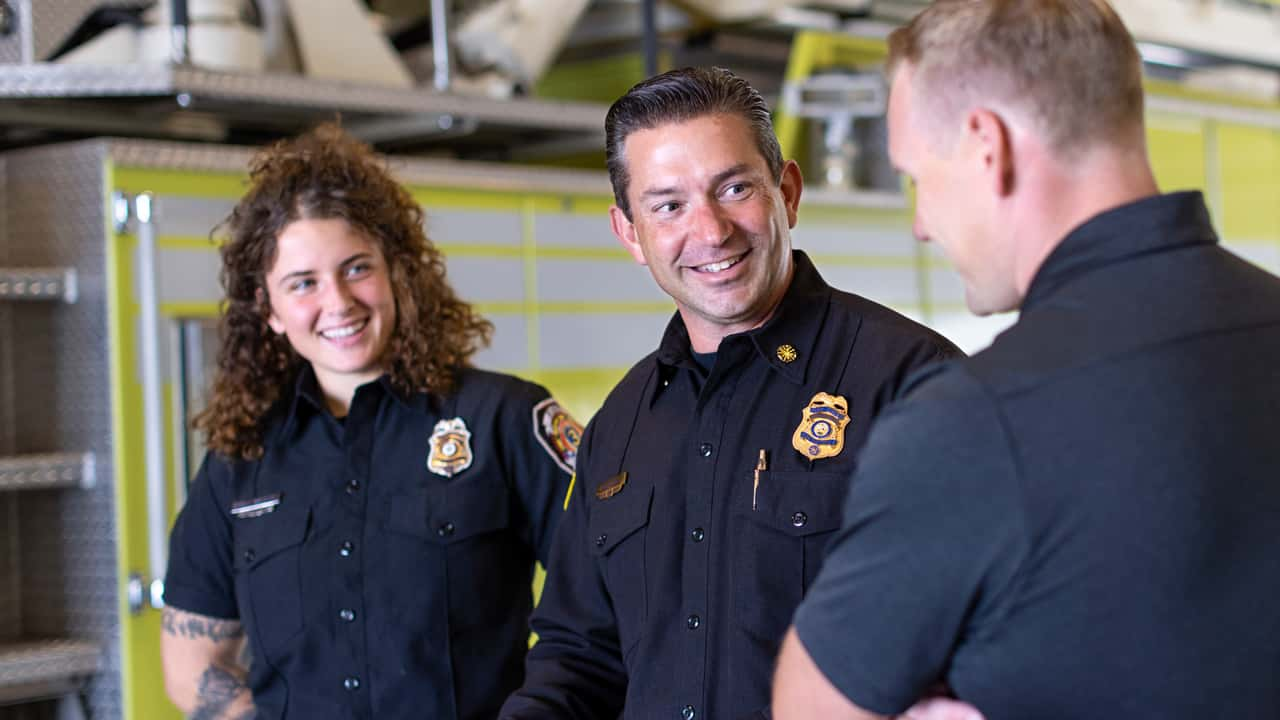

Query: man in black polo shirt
[
  {"left": 774, "top": 1, "right": 1280, "bottom": 718},
  {"left": 500, "top": 67, "right": 964, "bottom": 719}
]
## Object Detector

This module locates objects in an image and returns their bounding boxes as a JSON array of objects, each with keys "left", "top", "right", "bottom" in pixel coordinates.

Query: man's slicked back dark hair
[{"left": 605, "top": 66, "right": 784, "bottom": 220}]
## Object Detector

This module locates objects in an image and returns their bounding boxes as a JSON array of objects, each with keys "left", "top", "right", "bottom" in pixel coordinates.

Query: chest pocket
[
  {"left": 734, "top": 470, "right": 847, "bottom": 643},
  {"left": 385, "top": 478, "right": 511, "bottom": 544},
  {"left": 588, "top": 483, "right": 653, "bottom": 661},
  {"left": 233, "top": 503, "right": 312, "bottom": 657}
]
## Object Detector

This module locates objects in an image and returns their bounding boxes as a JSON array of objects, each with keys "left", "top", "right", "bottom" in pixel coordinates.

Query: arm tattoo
[
  {"left": 162, "top": 607, "right": 244, "bottom": 642},
  {"left": 189, "top": 664, "right": 251, "bottom": 720}
]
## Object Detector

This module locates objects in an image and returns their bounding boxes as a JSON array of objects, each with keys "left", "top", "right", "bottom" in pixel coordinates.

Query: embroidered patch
[
  {"left": 532, "top": 397, "right": 583, "bottom": 474},
  {"left": 427, "top": 417, "right": 473, "bottom": 478},
  {"left": 791, "top": 391, "right": 851, "bottom": 460},
  {"left": 595, "top": 472, "right": 628, "bottom": 500}
]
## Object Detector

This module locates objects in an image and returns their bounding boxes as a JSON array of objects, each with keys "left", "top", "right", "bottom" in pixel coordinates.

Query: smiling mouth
[
  {"left": 692, "top": 251, "right": 748, "bottom": 274},
  {"left": 319, "top": 318, "right": 368, "bottom": 340}
]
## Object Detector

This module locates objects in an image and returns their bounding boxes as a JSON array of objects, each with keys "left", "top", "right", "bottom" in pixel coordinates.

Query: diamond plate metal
[
  {"left": 0, "top": 453, "right": 94, "bottom": 491},
  {"left": 0, "top": 63, "right": 608, "bottom": 130},
  {"left": 0, "top": 640, "right": 100, "bottom": 690},
  {"left": 4, "top": 140, "right": 120, "bottom": 719},
  {"left": 0, "top": 0, "right": 106, "bottom": 65},
  {"left": 0, "top": 268, "right": 76, "bottom": 302}
]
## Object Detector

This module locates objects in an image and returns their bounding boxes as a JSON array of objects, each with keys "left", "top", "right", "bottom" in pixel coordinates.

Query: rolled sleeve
[{"left": 163, "top": 453, "right": 239, "bottom": 619}]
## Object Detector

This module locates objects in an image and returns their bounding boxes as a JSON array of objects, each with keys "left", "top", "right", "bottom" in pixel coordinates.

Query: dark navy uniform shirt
[
  {"left": 501, "top": 251, "right": 961, "bottom": 720},
  {"left": 795, "top": 192, "right": 1280, "bottom": 719},
  {"left": 165, "top": 366, "right": 575, "bottom": 720}
]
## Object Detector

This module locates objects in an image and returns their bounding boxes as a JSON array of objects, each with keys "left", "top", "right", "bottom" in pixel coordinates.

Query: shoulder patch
[{"left": 532, "top": 397, "right": 583, "bottom": 474}]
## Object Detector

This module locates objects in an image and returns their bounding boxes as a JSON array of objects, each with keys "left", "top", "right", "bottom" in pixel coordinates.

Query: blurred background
[{"left": 0, "top": 1, "right": 1276, "bottom": 717}]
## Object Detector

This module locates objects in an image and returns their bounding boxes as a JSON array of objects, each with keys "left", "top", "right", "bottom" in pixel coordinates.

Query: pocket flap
[
  {"left": 234, "top": 502, "right": 311, "bottom": 570},
  {"left": 588, "top": 483, "right": 654, "bottom": 556},
  {"left": 742, "top": 471, "right": 846, "bottom": 537},
  {"left": 432, "top": 480, "right": 511, "bottom": 543},
  {"left": 385, "top": 480, "right": 512, "bottom": 544}
]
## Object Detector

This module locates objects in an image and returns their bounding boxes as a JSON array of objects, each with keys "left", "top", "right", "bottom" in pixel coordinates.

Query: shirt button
[
  {"left": 339, "top": 608, "right": 355, "bottom": 622},
  {"left": 698, "top": 442, "right": 713, "bottom": 458},
  {"left": 242, "top": 549, "right": 255, "bottom": 563},
  {"left": 339, "top": 541, "right": 354, "bottom": 557},
  {"left": 792, "top": 511, "right": 808, "bottom": 528},
  {"left": 686, "top": 614, "right": 700, "bottom": 630},
  {"left": 343, "top": 676, "right": 360, "bottom": 691},
  {"left": 681, "top": 704, "right": 696, "bottom": 720},
  {"left": 690, "top": 528, "right": 705, "bottom": 542},
  {"left": 437, "top": 522, "right": 455, "bottom": 538},
  {"left": 346, "top": 480, "right": 360, "bottom": 494},
  {"left": 594, "top": 534, "right": 607, "bottom": 547}
]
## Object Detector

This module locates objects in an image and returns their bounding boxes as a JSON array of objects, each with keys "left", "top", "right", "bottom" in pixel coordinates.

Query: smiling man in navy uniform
[{"left": 499, "top": 67, "right": 967, "bottom": 720}]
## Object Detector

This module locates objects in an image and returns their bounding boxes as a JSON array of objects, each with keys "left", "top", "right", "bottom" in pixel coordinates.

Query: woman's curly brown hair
[{"left": 194, "top": 123, "right": 493, "bottom": 460}]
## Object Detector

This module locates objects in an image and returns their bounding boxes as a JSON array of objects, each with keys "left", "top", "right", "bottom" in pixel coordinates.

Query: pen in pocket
[{"left": 752, "top": 449, "right": 767, "bottom": 510}]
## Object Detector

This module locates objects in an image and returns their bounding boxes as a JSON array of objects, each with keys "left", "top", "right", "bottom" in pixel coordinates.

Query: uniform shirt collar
[
  {"left": 1023, "top": 191, "right": 1217, "bottom": 311},
  {"left": 653, "top": 249, "right": 832, "bottom": 388},
  {"left": 275, "top": 364, "right": 429, "bottom": 442}
]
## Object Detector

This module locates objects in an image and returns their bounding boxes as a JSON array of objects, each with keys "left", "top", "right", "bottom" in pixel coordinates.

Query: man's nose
[
  {"left": 690, "top": 201, "right": 733, "bottom": 245},
  {"left": 912, "top": 214, "right": 930, "bottom": 243}
]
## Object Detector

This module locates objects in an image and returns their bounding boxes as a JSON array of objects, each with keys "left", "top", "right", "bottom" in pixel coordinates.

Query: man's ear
[
  {"left": 610, "top": 205, "right": 647, "bottom": 266},
  {"left": 257, "top": 287, "right": 285, "bottom": 335},
  {"left": 779, "top": 159, "right": 803, "bottom": 229},
  {"left": 965, "top": 108, "right": 1015, "bottom": 197}
]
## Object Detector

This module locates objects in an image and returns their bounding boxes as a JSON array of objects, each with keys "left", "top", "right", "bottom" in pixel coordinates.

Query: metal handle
[
  {"left": 137, "top": 193, "right": 169, "bottom": 612},
  {"left": 171, "top": 0, "right": 190, "bottom": 65},
  {"left": 431, "top": 0, "right": 451, "bottom": 92}
]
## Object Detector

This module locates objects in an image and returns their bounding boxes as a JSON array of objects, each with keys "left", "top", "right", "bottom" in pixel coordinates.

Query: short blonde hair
[{"left": 887, "top": 0, "right": 1144, "bottom": 152}]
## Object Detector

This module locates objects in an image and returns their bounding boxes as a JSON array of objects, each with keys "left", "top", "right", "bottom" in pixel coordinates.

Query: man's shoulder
[
  {"left": 828, "top": 288, "right": 962, "bottom": 359},
  {"left": 593, "top": 352, "right": 660, "bottom": 419}
]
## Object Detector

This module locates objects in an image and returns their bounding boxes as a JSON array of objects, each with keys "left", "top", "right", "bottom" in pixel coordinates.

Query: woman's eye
[
  {"left": 289, "top": 278, "right": 315, "bottom": 293},
  {"left": 346, "top": 263, "right": 371, "bottom": 278}
]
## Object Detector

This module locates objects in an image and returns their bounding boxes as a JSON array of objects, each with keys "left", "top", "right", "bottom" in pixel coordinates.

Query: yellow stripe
[{"left": 563, "top": 473, "right": 576, "bottom": 511}]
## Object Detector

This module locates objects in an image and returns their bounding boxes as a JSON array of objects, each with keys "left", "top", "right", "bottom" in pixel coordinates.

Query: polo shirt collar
[{"left": 1023, "top": 191, "right": 1217, "bottom": 311}]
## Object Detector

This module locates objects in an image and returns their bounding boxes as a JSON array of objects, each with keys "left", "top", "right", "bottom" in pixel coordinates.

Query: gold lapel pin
[{"left": 776, "top": 344, "right": 798, "bottom": 363}]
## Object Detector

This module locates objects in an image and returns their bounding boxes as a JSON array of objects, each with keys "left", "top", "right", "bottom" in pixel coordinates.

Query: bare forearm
[
  {"left": 189, "top": 662, "right": 255, "bottom": 720},
  {"left": 160, "top": 606, "right": 255, "bottom": 718}
]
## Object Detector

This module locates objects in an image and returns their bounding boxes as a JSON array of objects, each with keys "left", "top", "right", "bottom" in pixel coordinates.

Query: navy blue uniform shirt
[
  {"left": 795, "top": 192, "right": 1280, "bottom": 719},
  {"left": 165, "top": 366, "right": 575, "bottom": 720},
  {"left": 502, "top": 251, "right": 961, "bottom": 719}
]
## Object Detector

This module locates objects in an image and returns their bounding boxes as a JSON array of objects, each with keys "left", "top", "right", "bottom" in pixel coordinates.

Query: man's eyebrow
[
  {"left": 638, "top": 164, "right": 756, "bottom": 200},
  {"left": 709, "top": 164, "right": 753, "bottom": 187}
]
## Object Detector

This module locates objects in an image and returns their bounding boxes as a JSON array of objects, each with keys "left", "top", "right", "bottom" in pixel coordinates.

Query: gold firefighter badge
[
  {"left": 427, "top": 417, "right": 473, "bottom": 478},
  {"left": 533, "top": 398, "right": 583, "bottom": 474},
  {"left": 792, "top": 392, "right": 851, "bottom": 460}
]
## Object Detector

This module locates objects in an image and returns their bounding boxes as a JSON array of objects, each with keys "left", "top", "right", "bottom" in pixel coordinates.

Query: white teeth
[
  {"left": 320, "top": 320, "right": 366, "bottom": 339},
  {"left": 698, "top": 255, "right": 743, "bottom": 273}
]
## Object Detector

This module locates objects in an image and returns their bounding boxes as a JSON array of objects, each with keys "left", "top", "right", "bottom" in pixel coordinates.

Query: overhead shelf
[
  {"left": 0, "top": 453, "right": 96, "bottom": 492},
  {"left": 0, "top": 639, "right": 101, "bottom": 705},
  {"left": 0, "top": 267, "right": 77, "bottom": 303},
  {"left": 0, "top": 63, "right": 608, "bottom": 156}
]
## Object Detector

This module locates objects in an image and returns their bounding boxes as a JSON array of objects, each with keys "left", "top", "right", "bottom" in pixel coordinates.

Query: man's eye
[
  {"left": 723, "top": 182, "right": 749, "bottom": 197},
  {"left": 655, "top": 201, "right": 681, "bottom": 214}
]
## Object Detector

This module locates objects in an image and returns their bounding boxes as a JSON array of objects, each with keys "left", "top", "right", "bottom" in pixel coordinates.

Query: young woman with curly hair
[{"left": 160, "top": 124, "right": 580, "bottom": 720}]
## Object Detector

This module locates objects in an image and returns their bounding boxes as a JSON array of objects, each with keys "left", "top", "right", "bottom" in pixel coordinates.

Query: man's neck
[{"left": 1013, "top": 141, "right": 1159, "bottom": 299}]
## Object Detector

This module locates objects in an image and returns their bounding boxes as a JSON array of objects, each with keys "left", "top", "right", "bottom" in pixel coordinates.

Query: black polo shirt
[
  {"left": 165, "top": 366, "right": 575, "bottom": 720},
  {"left": 501, "top": 250, "right": 961, "bottom": 719},
  {"left": 794, "top": 192, "right": 1280, "bottom": 719}
]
